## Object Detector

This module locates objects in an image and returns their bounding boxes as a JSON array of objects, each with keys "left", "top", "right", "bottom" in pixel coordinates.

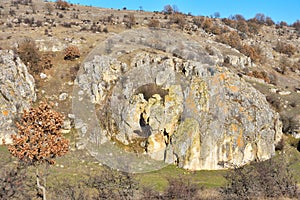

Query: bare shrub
[
  {"left": 281, "top": 114, "right": 300, "bottom": 134},
  {"left": 89, "top": 168, "right": 138, "bottom": 200},
  {"left": 201, "top": 17, "right": 213, "bottom": 31},
  {"left": 163, "top": 177, "right": 199, "bottom": 200},
  {"left": 0, "top": 165, "right": 31, "bottom": 199},
  {"left": 247, "top": 70, "right": 270, "bottom": 83},
  {"left": 274, "top": 42, "right": 297, "bottom": 57},
  {"left": 221, "top": 156, "right": 298, "bottom": 199},
  {"left": 239, "top": 44, "right": 262, "bottom": 63},
  {"left": 275, "top": 56, "right": 292, "bottom": 74},
  {"left": 51, "top": 179, "right": 89, "bottom": 200},
  {"left": 291, "top": 59, "right": 300, "bottom": 72},
  {"left": 193, "top": 16, "right": 204, "bottom": 27},
  {"left": 266, "top": 94, "right": 282, "bottom": 111},
  {"left": 222, "top": 18, "right": 236, "bottom": 29},
  {"left": 38, "top": 53, "right": 54, "bottom": 71},
  {"left": 169, "top": 13, "right": 186, "bottom": 29},
  {"left": 266, "top": 16, "right": 275, "bottom": 26},
  {"left": 141, "top": 176, "right": 200, "bottom": 200},
  {"left": 148, "top": 19, "right": 160, "bottom": 28},
  {"left": 64, "top": 46, "right": 80, "bottom": 60},
  {"left": 163, "top": 4, "right": 173, "bottom": 14},
  {"left": 17, "top": 38, "right": 41, "bottom": 73},
  {"left": 45, "top": 2, "right": 54, "bottom": 15},
  {"left": 292, "top": 20, "right": 300, "bottom": 32},
  {"left": 141, "top": 187, "right": 162, "bottom": 199},
  {"left": 236, "top": 20, "right": 249, "bottom": 34},
  {"left": 247, "top": 19, "right": 261, "bottom": 34},
  {"left": 123, "top": 14, "right": 135, "bottom": 29},
  {"left": 216, "top": 31, "right": 241, "bottom": 48}
]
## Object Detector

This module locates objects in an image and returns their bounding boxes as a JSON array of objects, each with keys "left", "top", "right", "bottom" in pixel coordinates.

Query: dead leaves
[{"left": 7, "top": 102, "right": 69, "bottom": 165}]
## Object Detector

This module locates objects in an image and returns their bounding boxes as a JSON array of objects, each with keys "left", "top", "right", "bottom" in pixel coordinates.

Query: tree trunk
[{"left": 36, "top": 168, "right": 46, "bottom": 200}]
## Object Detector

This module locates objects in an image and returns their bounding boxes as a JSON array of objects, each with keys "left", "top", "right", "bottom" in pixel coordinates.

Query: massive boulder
[
  {"left": 0, "top": 50, "right": 36, "bottom": 144},
  {"left": 73, "top": 29, "right": 282, "bottom": 171}
]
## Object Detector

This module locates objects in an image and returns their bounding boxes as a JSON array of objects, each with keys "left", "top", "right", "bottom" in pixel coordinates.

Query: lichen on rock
[
  {"left": 0, "top": 50, "right": 36, "bottom": 144},
  {"left": 73, "top": 29, "right": 282, "bottom": 171}
]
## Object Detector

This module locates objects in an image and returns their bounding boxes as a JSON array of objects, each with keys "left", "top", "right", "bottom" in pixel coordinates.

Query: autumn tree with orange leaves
[{"left": 5, "top": 102, "right": 69, "bottom": 200}]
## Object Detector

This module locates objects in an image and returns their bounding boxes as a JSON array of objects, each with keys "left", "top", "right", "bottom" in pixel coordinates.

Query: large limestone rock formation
[
  {"left": 0, "top": 50, "right": 36, "bottom": 144},
  {"left": 73, "top": 29, "right": 282, "bottom": 171}
]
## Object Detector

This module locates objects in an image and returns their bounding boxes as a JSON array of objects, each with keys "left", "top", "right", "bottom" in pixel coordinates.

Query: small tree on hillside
[
  {"left": 45, "top": 2, "right": 54, "bottom": 15},
  {"left": 163, "top": 4, "right": 173, "bottom": 14},
  {"left": 55, "top": 0, "right": 70, "bottom": 10},
  {"left": 4, "top": 102, "right": 69, "bottom": 200}
]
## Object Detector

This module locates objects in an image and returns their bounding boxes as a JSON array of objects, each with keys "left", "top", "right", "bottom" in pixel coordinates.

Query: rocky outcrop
[
  {"left": 73, "top": 29, "right": 282, "bottom": 171},
  {"left": 224, "top": 54, "right": 252, "bottom": 68},
  {"left": 0, "top": 50, "right": 36, "bottom": 144}
]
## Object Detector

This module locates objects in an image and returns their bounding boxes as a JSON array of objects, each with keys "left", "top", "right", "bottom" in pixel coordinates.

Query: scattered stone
[
  {"left": 279, "top": 91, "right": 291, "bottom": 95},
  {"left": 40, "top": 73, "right": 47, "bottom": 79},
  {"left": 68, "top": 114, "right": 75, "bottom": 119},
  {"left": 59, "top": 92, "right": 68, "bottom": 101},
  {"left": 269, "top": 88, "right": 277, "bottom": 93}
]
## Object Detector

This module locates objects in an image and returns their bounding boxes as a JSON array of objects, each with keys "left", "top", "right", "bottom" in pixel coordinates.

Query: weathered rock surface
[
  {"left": 73, "top": 29, "right": 282, "bottom": 170},
  {"left": 0, "top": 50, "right": 36, "bottom": 144}
]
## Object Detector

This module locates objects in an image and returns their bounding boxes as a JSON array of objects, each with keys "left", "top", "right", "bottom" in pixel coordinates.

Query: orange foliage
[{"left": 7, "top": 102, "right": 69, "bottom": 165}]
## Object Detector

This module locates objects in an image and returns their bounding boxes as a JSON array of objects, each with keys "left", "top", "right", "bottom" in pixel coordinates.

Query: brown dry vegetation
[{"left": 0, "top": 1, "right": 300, "bottom": 199}]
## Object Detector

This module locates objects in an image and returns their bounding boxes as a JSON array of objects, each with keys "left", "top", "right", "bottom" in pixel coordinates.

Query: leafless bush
[
  {"left": 89, "top": 168, "right": 138, "bottom": 200},
  {"left": 274, "top": 42, "right": 297, "bottom": 57},
  {"left": 141, "top": 176, "right": 200, "bottom": 200},
  {"left": 281, "top": 114, "right": 299, "bottom": 134},
  {"left": 239, "top": 45, "right": 263, "bottom": 63},
  {"left": 169, "top": 13, "right": 186, "bottom": 29},
  {"left": 51, "top": 179, "right": 89, "bottom": 200},
  {"left": 266, "top": 94, "right": 282, "bottom": 111},
  {"left": 221, "top": 156, "right": 298, "bottom": 199},
  {"left": 276, "top": 56, "right": 292, "bottom": 74},
  {"left": 291, "top": 59, "right": 300, "bottom": 72},
  {"left": 39, "top": 53, "right": 54, "bottom": 71},
  {"left": 148, "top": 19, "right": 160, "bottom": 28},
  {"left": 18, "top": 38, "right": 41, "bottom": 73},
  {"left": 246, "top": 19, "right": 261, "bottom": 34},
  {"left": 9, "top": 8, "right": 16, "bottom": 16},
  {"left": 0, "top": 165, "right": 31, "bottom": 200},
  {"left": 123, "top": 14, "right": 135, "bottom": 29},
  {"left": 69, "top": 63, "right": 80, "bottom": 81},
  {"left": 45, "top": 2, "right": 54, "bottom": 15},
  {"left": 164, "top": 177, "right": 199, "bottom": 200},
  {"left": 216, "top": 31, "right": 241, "bottom": 49},
  {"left": 292, "top": 20, "right": 300, "bottom": 32}
]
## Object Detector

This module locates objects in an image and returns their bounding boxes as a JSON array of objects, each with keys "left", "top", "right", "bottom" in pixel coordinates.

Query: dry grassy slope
[
  {"left": 0, "top": 1, "right": 300, "bottom": 198},
  {"left": 0, "top": 1, "right": 299, "bottom": 140}
]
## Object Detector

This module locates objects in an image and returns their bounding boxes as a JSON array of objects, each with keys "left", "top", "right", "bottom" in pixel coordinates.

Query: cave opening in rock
[
  {"left": 139, "top": 113, "right": 151, "bottom": 138},
  {"left": 134, "top": 83, "right": 168, "bottom": 101},
  {"left": 163, "top": 128, "right": 171, "bottom": 145}
]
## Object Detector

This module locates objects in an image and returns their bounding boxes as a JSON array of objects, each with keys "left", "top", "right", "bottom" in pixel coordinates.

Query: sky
[{"left": 65, "top": 0, "right": 300, "bottom": 24}]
